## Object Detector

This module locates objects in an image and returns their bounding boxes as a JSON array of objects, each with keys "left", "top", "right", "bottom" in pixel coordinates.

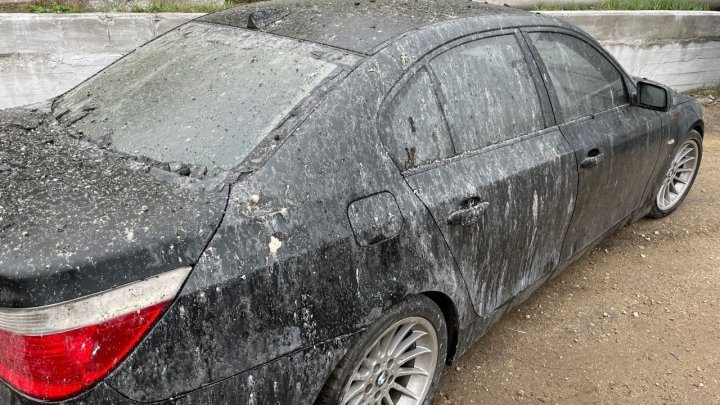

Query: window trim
[
  {"left": 520, "top": 27, "right": 634, "bottom": 125},
  {"left": 378, "top": 28, "right": 555, "bottom": 173},
  {"left": 403, "top": 125, "right": 561, "bottom": 177},
  {"left": 379, "top": 66, "right": 456, "bottom": 170}
]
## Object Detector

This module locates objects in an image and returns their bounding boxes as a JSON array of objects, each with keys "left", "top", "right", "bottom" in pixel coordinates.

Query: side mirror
[{"left": 637, "top": 81, "right": 671, "bottom": 111}]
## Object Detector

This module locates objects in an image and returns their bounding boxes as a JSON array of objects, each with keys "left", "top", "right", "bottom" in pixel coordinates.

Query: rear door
[
  {"left": 524, "top": 30, "right": 663, "bottom": 260},
  {"left": 380, "top": 32, "right": 578, "bottom": 315}
]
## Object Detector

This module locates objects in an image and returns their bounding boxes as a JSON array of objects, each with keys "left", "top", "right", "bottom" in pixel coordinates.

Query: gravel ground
[{"left": 434, "top": 105, "right": 720, "bottom": 404}]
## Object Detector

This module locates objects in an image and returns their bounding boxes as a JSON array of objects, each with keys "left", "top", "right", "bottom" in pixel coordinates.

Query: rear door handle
[
  {"left": 580, "top": 148, "right": 605, "bottom": 169},
  {"left": 447, "top": 197, "right": 489, "bottom": 226}
]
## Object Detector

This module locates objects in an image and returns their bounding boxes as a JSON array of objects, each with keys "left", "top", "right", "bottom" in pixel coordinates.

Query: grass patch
[
  {"left": 128, "top": 0, "right": 263, "bottom": 13},
  {"left": 28, "top": 3, "right": 82, "bottom": 12},
  {"left": 128, "top": 2, "right": 225, "bottom": 13},
  {"left": 1, "top": 0, "right": 261, "bottom": 12},
  {"left": 535, "top": 0, "right": 710, "bottom": 10},
  {"left": 686, "top": 84, "right": 720, "bottom": 101}
]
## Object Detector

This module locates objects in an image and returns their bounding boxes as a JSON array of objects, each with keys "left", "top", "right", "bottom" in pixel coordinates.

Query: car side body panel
[
  {"left": 105, "top": 40, "right": 476, "bottom": 402},
  {"left": 407, "top": 130, "right": 578, "bottom": 315},
  {"left": 558, "top": 105, "right": 663, "bottom": 259}
]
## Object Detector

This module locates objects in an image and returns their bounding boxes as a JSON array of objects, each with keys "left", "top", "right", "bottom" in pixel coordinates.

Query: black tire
[
  {"left": 648, "top": 129, "right": 703, "bottom": 219},
  {"left": 317, "top": 295, "right": 448, "bottom": 405}
]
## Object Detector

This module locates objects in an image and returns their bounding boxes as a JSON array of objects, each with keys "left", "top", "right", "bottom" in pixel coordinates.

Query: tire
[
  {"left": 317, "top": 295, "right": 448, "bottom": 405},
  {"left": 648, "top": 130, "right": 703, "bottom": 219}
]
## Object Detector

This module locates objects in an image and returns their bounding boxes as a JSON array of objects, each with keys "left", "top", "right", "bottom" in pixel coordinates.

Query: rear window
[{"left": 53, "top": 22, "right": 342, "bottom": 173}]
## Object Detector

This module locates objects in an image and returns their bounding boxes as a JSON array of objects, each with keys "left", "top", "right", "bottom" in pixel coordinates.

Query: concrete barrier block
[{"left": 1, "top": 11, "right": 719, "bottom": 108}]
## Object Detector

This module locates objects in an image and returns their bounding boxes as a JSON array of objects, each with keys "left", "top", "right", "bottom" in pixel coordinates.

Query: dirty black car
[{"left": 0, "top": 1, "right": 704, "bottom": 404}]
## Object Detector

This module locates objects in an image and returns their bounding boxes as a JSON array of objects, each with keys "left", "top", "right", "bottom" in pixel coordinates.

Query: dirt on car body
[{"left": 435, "top": 105, "right": 720, "bottom": 404}]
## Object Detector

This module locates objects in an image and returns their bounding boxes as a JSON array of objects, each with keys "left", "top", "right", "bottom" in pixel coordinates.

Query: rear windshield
[{"left": 53, "top": 22, "right": 341, "bottom": 173}]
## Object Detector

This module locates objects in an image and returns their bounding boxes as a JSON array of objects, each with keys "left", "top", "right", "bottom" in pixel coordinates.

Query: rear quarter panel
[{"left": 105, "top": 49, "right": 473, "bottom": 403}]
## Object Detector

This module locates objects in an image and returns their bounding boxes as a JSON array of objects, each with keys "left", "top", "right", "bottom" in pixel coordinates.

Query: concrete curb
[{"left": 1, "top": 11, "right": 719, "bottom": 108}]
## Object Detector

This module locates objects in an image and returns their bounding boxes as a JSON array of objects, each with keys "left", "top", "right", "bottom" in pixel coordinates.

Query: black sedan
[{"left": 0, "top": 1, "right": 704, "bottom": 404}]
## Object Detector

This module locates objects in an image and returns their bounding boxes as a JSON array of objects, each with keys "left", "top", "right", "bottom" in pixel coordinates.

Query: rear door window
[
  {"left": 429, "top": 34, "right": 545, "bottom": 152},
  {"left": 381, "top": 68, "right": 454, "bottom": 170},
  {"left": 528, "top": 32, "right": 628, "bottom": 123}
]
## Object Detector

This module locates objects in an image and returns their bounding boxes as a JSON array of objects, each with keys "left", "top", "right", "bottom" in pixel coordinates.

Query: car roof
[{"left": 199, "top": 0, "right": 546, "bottom": 55}]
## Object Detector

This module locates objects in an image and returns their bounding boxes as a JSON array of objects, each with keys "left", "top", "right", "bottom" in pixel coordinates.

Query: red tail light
[{"left": 0, "top": 267, "right": 190, "bottom": 401}]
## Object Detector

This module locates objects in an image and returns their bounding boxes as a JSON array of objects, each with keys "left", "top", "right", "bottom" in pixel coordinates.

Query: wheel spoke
[
  {"left": 351, "top": 366, "right": 372, "bottom": 382},
  {"left": 393, "top": 330, "right": 427, "bottom": 357},
  {"left": 664, "top": 186, "right": 674, "bottom": 206},
  {"left": 396, "top": 346, "right": 432, "bottom": 365},
  {"left": 342, "top": 382, "right": 365, "bottom": 405},
  {"left": 386, "top": 323, "right": 414, "bottom": 358},
  {"left": 377, "top": 333, "right": 393, "bottom": 360},
  {"left": 678, "top": 146, "right": 693, "bottom": 161},
  {"left": 396, "top": 366, "right": 429, "bottom": 377},
  {"left": 389, "top": 382, "right": 419, "bottom": 401},
  {"left": 675, "top": 168, "right": 694, "bottom": 174},
  {"left": 361, "top": 357, "right": 374, "bottom": 373},
  {"left": 381, "top": 394, "right": 394, "bottom": 405},
  {"left": 674, "top": 175, "right": 688, "bottom": 184},
  {"left": 677, "top": 155, "right": 695, "bottom": 167}
]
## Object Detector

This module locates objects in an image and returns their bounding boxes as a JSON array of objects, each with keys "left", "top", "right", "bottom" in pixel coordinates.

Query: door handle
[
  {"left": 580, "top": 148, "right": 605, "bottom": 169},
  {"left": 447, "top": 198, "right": 489, "bottom": 226}
]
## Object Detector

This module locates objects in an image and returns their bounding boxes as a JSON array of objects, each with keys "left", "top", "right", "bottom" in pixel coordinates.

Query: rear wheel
[
  {"left": 649, "top": 130, "right": 702, "bottom": 219},
  {"left": 318, "top": 295, "right": 447, "bottom": 405}
]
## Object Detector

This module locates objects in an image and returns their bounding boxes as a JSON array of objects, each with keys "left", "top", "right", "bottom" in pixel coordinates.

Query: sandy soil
[{"left": 434, "top": 105, "right": 720, "bottom": 405}]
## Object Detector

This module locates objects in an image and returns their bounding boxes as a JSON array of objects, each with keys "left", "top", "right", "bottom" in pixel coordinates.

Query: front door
[{"left": 525, "top": 30, "right": 663, "bottom": 260}]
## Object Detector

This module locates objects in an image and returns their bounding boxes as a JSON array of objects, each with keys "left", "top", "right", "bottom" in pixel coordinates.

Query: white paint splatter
[{"left": 268, "top": 236, "right": 282, "bottom": 254}]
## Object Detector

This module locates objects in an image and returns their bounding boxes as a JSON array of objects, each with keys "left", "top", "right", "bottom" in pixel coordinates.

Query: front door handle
[
  {"left": 580, "top": 148, "right": 605, "bottom": 169},
  {"left": 447, "top": 197, "right": 489, "bottom": 226}
]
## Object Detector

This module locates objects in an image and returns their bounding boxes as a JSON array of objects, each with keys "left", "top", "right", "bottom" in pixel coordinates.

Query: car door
[
  {"left": 524, "top": 30, "right": 663, "bottom": 260},
  {"left": 379, "top": 32, "right": 578, "bottom": 315}
]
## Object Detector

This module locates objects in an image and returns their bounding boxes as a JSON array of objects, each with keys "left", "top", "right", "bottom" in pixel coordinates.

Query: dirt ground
[{"left": 435, "top": 105, "right": 720, "bottom": 405}]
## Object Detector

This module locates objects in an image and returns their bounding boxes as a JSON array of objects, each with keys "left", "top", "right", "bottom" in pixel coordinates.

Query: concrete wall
[
  {"left": 1, "top": 10, "right": 719, "bottom": 109},
  {"left": 485, "top": 0, "right": 720, "bottom": 10},
  {"left": 545, "top": 11, "right": 720, "bottom": 90},
  {"left": 0, "top": 13, "right": 200, "bottom": 108}
]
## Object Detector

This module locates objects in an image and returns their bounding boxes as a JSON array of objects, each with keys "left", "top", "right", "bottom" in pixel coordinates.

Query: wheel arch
[
  {"left": 691, "top": 120, "right": 704, "bottom": 138},
  {"left": 422, "top": 291, "right": 459, "bottom": 364}
]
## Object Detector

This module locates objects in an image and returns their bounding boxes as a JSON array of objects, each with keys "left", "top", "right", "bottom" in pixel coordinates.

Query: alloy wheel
[
  {"left": 340, "top": 317, "right": 438, "bottom": 405},
  {"left": 656, "top": 140, "right": 699, "bottom": 211}
]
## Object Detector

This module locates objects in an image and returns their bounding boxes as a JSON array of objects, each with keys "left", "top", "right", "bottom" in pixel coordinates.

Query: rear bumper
[
  {"left": 1, "top": 332, "right": 356, "bottom": 404},
  {"left": 0, "top": 382, "right": 126, "bottom": 405}
]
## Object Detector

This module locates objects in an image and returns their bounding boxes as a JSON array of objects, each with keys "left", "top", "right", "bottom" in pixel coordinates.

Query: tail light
[{"left": 0, "top": 266, "right": 191, "bottom": 401}]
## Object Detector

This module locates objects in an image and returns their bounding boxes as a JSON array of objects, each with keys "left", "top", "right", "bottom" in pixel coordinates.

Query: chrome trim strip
[{"left": 0, "top": 267, "right": 191, "bottom": 336}]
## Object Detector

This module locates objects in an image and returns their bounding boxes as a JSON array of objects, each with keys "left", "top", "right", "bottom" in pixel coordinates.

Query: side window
[
  {"left": 382, "top": 68, "right": 454, "bottom": 170},
  {"left": 529, "top": 32, "right": 628, "bottom": 123},
  {"left": 429, "top": 35, "right": 545, "bottom": 152}
]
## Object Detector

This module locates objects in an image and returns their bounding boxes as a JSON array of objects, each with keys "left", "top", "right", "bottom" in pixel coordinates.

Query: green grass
[
  {"left": 128, "top": 2, "right": 225, "bottom": 13},
  {"left": 686, "top": 84, "right": 720, "bottom": 100},
  {"left": 535, "top": 0, "right": 710, "bottom": 10},
  {"left": 28, "top": 3, "right": 82, "bottom": 12},
  {"left": 1, "top": 0, "right": 261, "bottom": 13}
]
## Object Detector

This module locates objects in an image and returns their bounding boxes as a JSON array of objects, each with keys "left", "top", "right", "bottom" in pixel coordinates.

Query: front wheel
[
  {"left": 648, "top": 130, "right": 702, "bottom": 219},
  {"left": 317, "top": 295, "right": 448, "bottom": 405}
]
